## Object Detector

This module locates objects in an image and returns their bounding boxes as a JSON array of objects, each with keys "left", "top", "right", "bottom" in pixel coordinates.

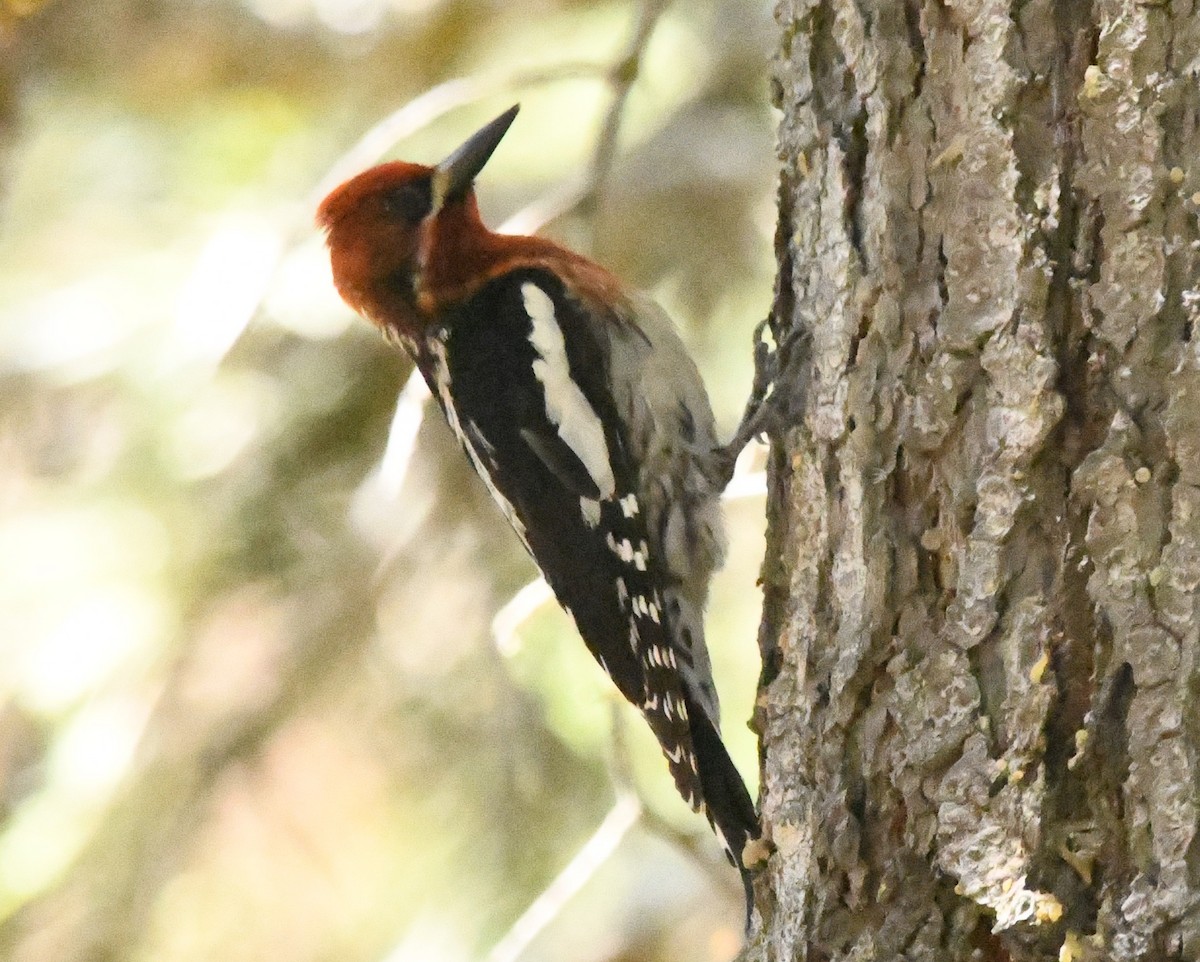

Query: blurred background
[{"left": 0, "top": 0, "right": 777, "bottom": 959}]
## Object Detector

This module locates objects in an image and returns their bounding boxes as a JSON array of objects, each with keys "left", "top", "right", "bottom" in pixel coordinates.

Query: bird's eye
[{"left": 380, "top": 179, "right": 433, "bottom": 223}]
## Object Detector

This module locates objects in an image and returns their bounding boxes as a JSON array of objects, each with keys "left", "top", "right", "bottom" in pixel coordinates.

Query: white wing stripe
[{"left": 522, "top": 282, "right": 616, "bottom": 499}]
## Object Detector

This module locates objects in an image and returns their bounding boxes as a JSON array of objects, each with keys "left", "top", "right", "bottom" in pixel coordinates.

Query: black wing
[
  {"left": 425, "top": 270, "right": 689, "bottom": 752},
  {"left": 421, "top": 267, "right": 757, "bottom": 871}
]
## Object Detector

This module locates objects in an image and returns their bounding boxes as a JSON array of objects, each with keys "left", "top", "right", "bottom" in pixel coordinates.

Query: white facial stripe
[{"left": 522, "top": 282, "right": 616, "bottom": 499}]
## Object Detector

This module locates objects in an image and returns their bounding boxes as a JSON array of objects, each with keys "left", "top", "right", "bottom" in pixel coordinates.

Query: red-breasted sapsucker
[{"left": 318, "top": 105, "right": 760, "bottom": 897}]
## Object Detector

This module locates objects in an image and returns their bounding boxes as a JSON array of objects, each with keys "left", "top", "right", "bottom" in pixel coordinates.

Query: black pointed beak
[{"left": 433, "top": 104, "right": 520, "bottom": 209}]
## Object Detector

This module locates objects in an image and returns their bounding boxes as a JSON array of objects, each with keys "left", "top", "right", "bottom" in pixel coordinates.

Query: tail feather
[
  {"left": 686, "top": 691, "right": 759, "bottom": 926},
  {"left": 595, "top": 493, "right": 759, "bottom": 919},
  {"left": 686, "top": 692, "right": 758, "bottom": 861}
]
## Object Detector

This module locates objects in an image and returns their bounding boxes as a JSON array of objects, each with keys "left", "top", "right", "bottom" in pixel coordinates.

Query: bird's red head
[
  {"left": 317, "top": 105, "right": 523, "bottom": 337},
  {"left": 318, "top": 105, "right": 627, "bottom": 341},
  {"left": 317, "top": 159, "right": 434, "bottom": 328}
]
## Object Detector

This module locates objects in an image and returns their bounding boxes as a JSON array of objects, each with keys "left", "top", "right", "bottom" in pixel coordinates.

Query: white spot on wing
[
  {"left": 523, "top": 282, "right": 616, "bottom": 499},
  {"left": 579, "top": 496, "right": 601, "bottom": 527},
  {"left": 633, "top": 540, "right": 649, "bottom": 571},
  {"left": 611, "top": 538, "right": 634, "bottom": 564}
]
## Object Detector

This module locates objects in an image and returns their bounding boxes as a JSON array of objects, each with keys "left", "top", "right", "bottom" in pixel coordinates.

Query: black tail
[{"left": 686, "top": 691, "right": 759, "bottom": 923}]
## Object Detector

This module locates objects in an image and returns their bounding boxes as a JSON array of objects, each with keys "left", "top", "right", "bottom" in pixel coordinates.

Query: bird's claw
[{"left": 711, "top": 317, "right": 809, "bottom": 490}]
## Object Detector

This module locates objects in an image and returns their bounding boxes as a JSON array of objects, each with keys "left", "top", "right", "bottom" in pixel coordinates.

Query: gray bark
[{"left": 754, "top": 1, "right": 1200, "bottom": 960}]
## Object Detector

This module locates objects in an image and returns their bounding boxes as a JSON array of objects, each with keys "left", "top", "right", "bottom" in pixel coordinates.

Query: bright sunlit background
[{"left": 0, "top": 0, "right": 776, "bottom": 959}]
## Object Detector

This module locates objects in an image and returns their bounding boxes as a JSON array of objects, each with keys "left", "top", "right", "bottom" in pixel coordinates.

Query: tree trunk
[{"left": 754, "top": 2, "right": 1200, "bottom": 960}]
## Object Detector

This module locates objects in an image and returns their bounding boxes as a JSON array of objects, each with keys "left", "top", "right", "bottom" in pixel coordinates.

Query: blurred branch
[
  {"left": 499, "top": 0, "right": 674, "bottom": 242},
  {"left": 491, "top": 577, "right": 555, "bottom": 655},
  {"left": 308, "top": 60, "right": 605, "bottom": 209},
  {"left": 637, "top": 805, "right": 743, "bottom": 902},
  {"left": 373, "top": 366, "right": 432, "bottom": 500},
  {"left": 496, "top": 177, "right": 591, "bottom": 236},
  {"left": 581, "top": 0, "right": 672, "bottom": 227},
  {"left": 481, "top": 793, "right": 643, "bottom": 962}
]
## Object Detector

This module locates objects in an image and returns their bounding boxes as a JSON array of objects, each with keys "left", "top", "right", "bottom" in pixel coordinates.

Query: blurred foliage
[{"left": 0, "top": 0, "right": 776, "bottom": 959}]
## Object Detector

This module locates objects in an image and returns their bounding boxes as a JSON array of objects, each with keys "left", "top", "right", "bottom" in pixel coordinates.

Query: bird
[{"left": 317, "top": 104, "right": 760, "bottom": 906}]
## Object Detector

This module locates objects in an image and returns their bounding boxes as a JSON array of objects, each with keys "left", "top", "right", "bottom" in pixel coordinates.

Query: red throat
[
  {"left": 416, "top": 198, "right": 630, "bottom": 320},
  {"left": 319, "top": 164, "right": 631, "bottom": 339}
]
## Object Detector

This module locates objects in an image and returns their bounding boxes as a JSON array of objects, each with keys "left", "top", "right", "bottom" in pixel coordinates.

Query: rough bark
[{"left": 754, "top": 1, "right": 1200, "bottom": 960}]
